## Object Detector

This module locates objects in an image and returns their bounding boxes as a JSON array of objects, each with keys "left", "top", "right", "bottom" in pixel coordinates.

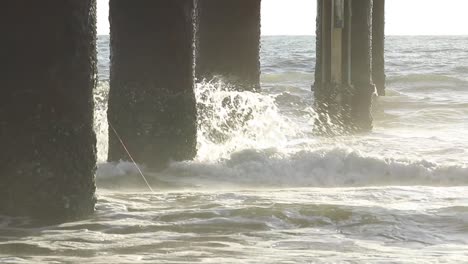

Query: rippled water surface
[{"left": 1, "top": 36, "right": 468, "bottom": 263}]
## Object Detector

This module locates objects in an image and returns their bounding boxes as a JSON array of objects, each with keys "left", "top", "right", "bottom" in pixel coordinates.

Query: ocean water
[{"left": 1, "top": 36, "right": 468, "bottom": 263}]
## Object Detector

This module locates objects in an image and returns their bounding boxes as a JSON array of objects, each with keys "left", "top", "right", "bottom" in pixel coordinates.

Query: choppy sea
[{"left": 1, "top": 36, "right": 468, "bottom": 263}]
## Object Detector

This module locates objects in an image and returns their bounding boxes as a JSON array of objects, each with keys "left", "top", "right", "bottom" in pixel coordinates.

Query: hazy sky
[{"left": 97, "top": 0, "right": 468, "bottom": 35}]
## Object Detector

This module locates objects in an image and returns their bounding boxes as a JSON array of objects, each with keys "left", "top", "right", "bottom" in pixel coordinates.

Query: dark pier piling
[
  {"left": 195, "top": 0, "right": 261, "bottom": 91},
  {"left": 108, "top": 0, "right": 197, "bottom": 169},
  {"left": 0, "top": 0, "right": 98, "bottom": 219},
  {"left": 372, "top": 0, "right": 386, "bottom": 96},
  {"left": 314, "top": 0, "right": 379, "bottom": 134},
  {"left": 350, "top": 0, "right": 375, "bottom": 131}
]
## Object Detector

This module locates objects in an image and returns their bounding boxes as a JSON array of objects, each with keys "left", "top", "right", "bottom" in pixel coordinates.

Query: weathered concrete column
[
  {"left": 195, "top": 0, "right": 261, "bottom": 91},
  {"left": 350, "top": 0, "right": 376, "bottom": 131},
  {"left": 372, "top": 0, "right": 386, "bottom": 96},
  {"left": 108, "top": 0, "right": 197, "bottom": 169},
  {"left": 314, "top": 0, "right": 375, "bottom": 133},
  {"left": 314, "top": 0, "right": 353, "bottom": 135},
  {"left": 314, "top": 0, "right": 325, "bottom": 93},
  {"left": 0, "top": 0, "right": 97, "bottom": 219}
]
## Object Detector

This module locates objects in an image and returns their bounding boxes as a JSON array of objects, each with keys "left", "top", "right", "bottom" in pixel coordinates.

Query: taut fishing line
[{"left": 108, "top": 122, "right": 155, "bottom": 193}]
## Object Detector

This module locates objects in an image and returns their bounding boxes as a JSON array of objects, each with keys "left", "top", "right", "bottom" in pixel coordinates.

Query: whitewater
[{"left": 1, "top": 36, "right": 467, "bottom": 263}]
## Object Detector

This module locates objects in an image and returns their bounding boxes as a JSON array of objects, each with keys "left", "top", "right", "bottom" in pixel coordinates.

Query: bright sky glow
[{"left": 97, "top": 0, "right": 468, "bottom": 36}]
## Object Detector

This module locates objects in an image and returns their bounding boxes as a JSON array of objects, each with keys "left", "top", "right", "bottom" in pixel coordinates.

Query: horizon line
[{"left": 97, "top": 33, "right": 468, "bottom": 37}]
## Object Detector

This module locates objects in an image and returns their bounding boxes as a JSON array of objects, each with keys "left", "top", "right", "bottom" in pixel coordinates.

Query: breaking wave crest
[
  {"left": 96, "top": 147, "right": 468, "bottom": 190},
  {"left": 94, "top": 79, "right": 467, "bottom": 190},
  {"left": 94, "top": 81, "right": 110, "bottom": 163},
  {"left": 195, "top": 79, "right": 302, "bottom": 161}
]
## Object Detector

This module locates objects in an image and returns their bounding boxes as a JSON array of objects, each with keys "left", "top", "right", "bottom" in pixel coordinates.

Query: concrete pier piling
[
  {"left": 314, "top": 0, "right": 335, "bottom": 133},
  {"left": 0, "top": 0, "right": 97, "bottom": 218},
  {"left": 108, "top": 0, "right": 197, "bottom": 169},
  {"left": 372, "top": 0, "right": 386, "bottom": 96},
  {"left": 195, "top": 0, "right": 261, "bottom": 91},
  {"left": 314, "top": 0, "right": 353, "bottom": 134},
  {"left": 314, "top": 0, "right": 376, "bottom": 134},
  {"left": 350, "top": 0, "right": 376, "bottom": 131}
]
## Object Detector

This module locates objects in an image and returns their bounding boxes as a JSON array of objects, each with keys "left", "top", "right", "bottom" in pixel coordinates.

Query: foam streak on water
[{"left": 1, "top": 36, "right": 468, "bottom": 263}]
